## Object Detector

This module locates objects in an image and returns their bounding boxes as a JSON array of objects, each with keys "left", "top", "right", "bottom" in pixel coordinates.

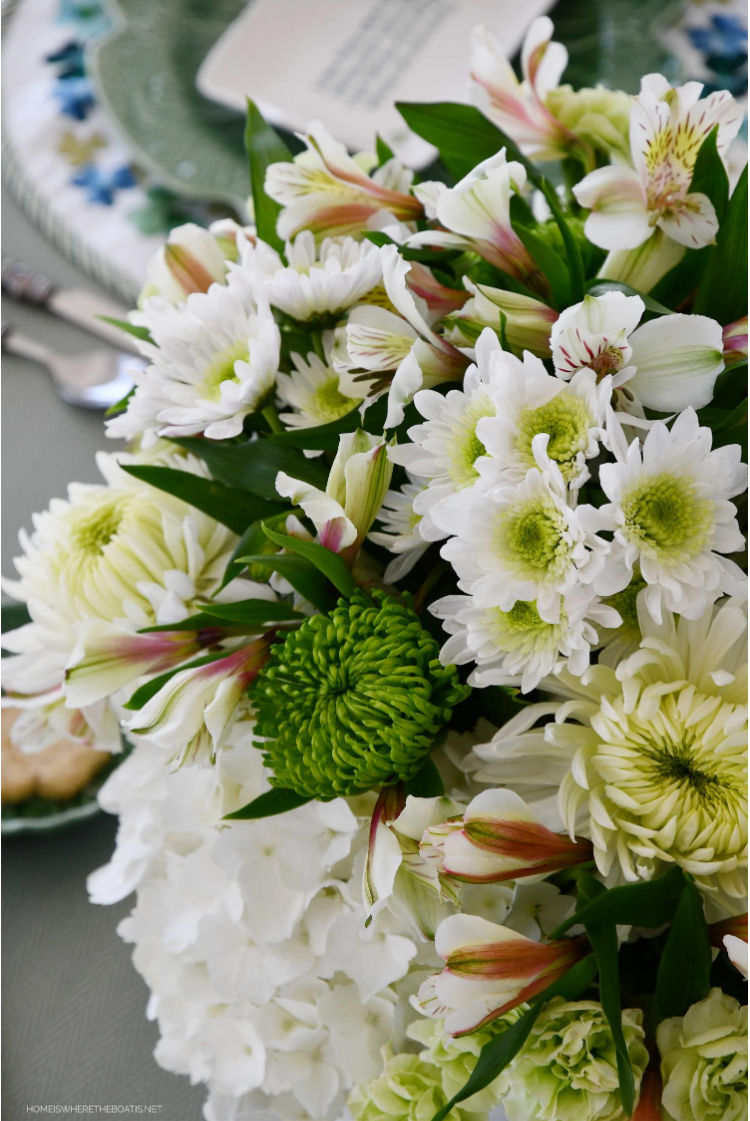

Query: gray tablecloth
[{"left": 2, "top": 184, "right": 205, "bottom": 1120}]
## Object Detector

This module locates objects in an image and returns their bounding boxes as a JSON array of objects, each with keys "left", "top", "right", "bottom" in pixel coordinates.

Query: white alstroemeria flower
[
  {"left": 574, "top": 74, "right": 743, "bottom": 251},
  {"left": 107, "top": 282, "right": 280, "bottom": 444},
  {"left": 264, "top": 121, "right": 422, "bottom": 240},
  {"left": 128, "top": 643, "right": 267, "bottom": 764},
  {"left": 439, "top": 443, "right": 610, "bottom": 624},
  {"left": 446, "top": 279, "right": 557, "bottom": 355},
  {"left": 469, "top": 18, "right": 575, "bottom": 161},
  {"left": 597, "top": 409, "right": 747, "bottom": 620},
  {"left": 410, "top": 150, "right": 538, "bottom": 284},
  {"left": 240, "top": 230, "right": 382, "bottom": 322},
  {"left": 339, "top": 245, "right": 467, "bottom": 427},
  {"left": 368, "top": 473, "right": 430, "bottom": 583},
  {"left": 431, "top": 588, "right": 619, "bottom": 694},
  {"left": 551, "top": 290, "right": 725, "bottom": 413},
  {"left": 276, "top": 348, "right": 359, "bottom": 431},
  {"left": 475, "top": 346, "right": 612, "bottom": 489},
  {"left": 276, "top": 429, "right": 392, "bottom": 556},
  {"left": 138, "top": 220, "right": 242, "bottom": 306},
  {"left": 724, "top": 935, "right": 749, "bottom": 979}
]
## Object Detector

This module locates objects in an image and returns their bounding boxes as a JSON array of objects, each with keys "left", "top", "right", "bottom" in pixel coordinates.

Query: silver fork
[{"left": 1, "top": 323, "right": 145, "bottom": 410}]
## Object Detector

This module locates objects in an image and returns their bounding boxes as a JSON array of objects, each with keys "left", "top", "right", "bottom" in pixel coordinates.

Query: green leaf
[
  {"left": 537, "top": 179, "right": 585, "bottom": 304},
  {"left": 514, "top": 224, "right": 571, "bottom": 309},
  {"left": 140, "top": 599, "right": 303, "bottom": 633},
  {"left": 123, "top": 652, "right": 226, "bottom": 710},
  {"left": 689, "top": 125, "right": 729, "bottom": 224},
  {"left": 262, "top": 525, "right": 359, "bottom": 600},
  {"left": 120, "top": 464, "right": 286, "bottom": 536},
  {"left": 652, "top": 881, "right": 712, "bottom": 1023},
  {"left": 224, "top": 786, "right": 312, "bottom": 820},
  {"left": 267, "top": 405, "right": 363, "bottom": 450},
  {"left": 237, "top": 553, "right": 336, "bottom": 613},
  {"left": 550, "top": 866, "right": 687, "bottom": 938},
  {"left": 582, "top": 914, "right": 635, "bottom": 1116},
  {"left": 375, "top": 134, "right": 395, "bottom": 165},
  {"left": 97, "top": 315, "right": 153, "bottom": 344},
  {"left": 586, "top": 279, "right": 674, "bottom": 316},
  {"left": 104, "top": 385, "right": 135, "bottom": 418},
  {"left": 694, "top": 165, "right": 748, "bottom": 323},
  {"left": 404, "top": 756, "right": 444, "bottom": 798},
  {"left": 395, "top": 102, "right": 513, "bottom": 180},
  {"left": 431, "top": 955, "right": 598, "bottom": 1121},
  {"left": 245, "top": 98, "right": 291, "bottom": 253},
  {"left": 171, "top": 436, "right": 328, "bottom": 500}
]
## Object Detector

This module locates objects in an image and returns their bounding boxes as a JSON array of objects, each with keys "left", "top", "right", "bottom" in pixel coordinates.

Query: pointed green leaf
[
  {"left": 694, "top": 164, "right": 748, "bottom": 323},
  {"left": 236, "top": 553, "right": 336, "bottom": 613},
  {"left": 120, "top": 464, "right": 286, "bottom": 535},
  {"left": 140, "top": 599, "right": 303, "bottom": 633},
  {"left": 431, "top": 954, "right": 598, "bottom": 1121},
  {"left": 245, "top": 98, "right": 291, "bottom": 253},
  {"left": 97, "top": 315, "right": 153, "bottom": 344},
  {"left": 123, "top": 652, "right": 227, "bottom": 710},
  {"left": 171, "top": 436, "right": 328, "bottom": 499},
  {"left": 653, "top": 881, "right": 712, "bottom": 1023},
  {"left": 404, "top": 756, "right": 445, "bottom": 798},
  {"left": 514, "top": 224, "right": 571, "bottom": 309},
  {"left": 689, "top": 125, "right": 729, "bottom": 224},
  {"left": 395, "top": 102, "right": 516, "bottom": 181},
  {"left": 586, "top": 279, "right": 674, "bottom": 316},
  {"left": 224, "top": 786, "right": 312, "bottom": 820},
  {"left": 550, "top": 866, "right": 687, "bottom": 939},
  {"left": 105, "top": 386, "right": 135, "bottom": 418},
  {"left": 267, "top": 405, "right": 364, "bottom": 450},
  {"left": 261, "top": 525, "right": 359, "bottom": 599},
  {"left": 582, "top": 914, "right": 635, "bottom": 1116}
]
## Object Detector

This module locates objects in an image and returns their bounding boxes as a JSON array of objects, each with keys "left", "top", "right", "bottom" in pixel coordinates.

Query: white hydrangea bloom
[
  {"left": 597, "top": 409, "right": 747, "bottom": 620},
  {"left": 89, "top": 720, "right": 415, "bottom": 1120}
]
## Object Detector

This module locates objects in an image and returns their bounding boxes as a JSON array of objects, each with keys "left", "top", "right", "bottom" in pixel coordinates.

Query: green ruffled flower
[
  {"left": 348, "top": 1047, "right": 484, "bottom": 1121},
  {"left": 498, "top": 997, "right": 648, "bottom": 1121},
  {"left": 657, "top": 988, "right": 748, "bottom": 1121},
  {"left": 546, "top": 86, "right": 632, "bottom": 161},
  {"left": 252, "top": 589, "right": 469, "bottom": 799}
]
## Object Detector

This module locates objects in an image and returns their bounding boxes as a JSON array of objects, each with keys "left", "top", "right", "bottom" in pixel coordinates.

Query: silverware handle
[
  {"left": 1, "top": 322, "right": 55, "bottom": 370},
  {"left": 1, "top": 260, "right": 58, "bottom": 305}
]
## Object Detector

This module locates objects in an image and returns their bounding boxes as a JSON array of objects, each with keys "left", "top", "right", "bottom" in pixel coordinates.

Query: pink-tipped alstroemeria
[
  {"left": 276, "top": 428, "right": 393, "bottom": 561},
  {"left": 138, "top": 221, "right": 240, "bottom": 305},
  {"left": 574, "top": 75, "right": 743, "bottom": 253},
  {"left": 723, "top": 317, "right": 748, "bottom": 368},
  {"left": 339, "top": 245, "right": 468, "bottom": 427},
  {"left": 470, "top": 18, "right": 578, "bottom": 162},
  {"left": 418, "top": 912, "right": 589, "bottom": 1034},
  {"left": 64, "top": 621, "right": 222, "bottom": 708},
  {"left": 128, "top": 640, "right": 268, "bottom": 764},
  {"left": 405, "top": 261, "right": 470, "bottom": 319},
  {"left": 421, "top": 788, "right": 593, "bottom": 884},
  {"left": 410, "top": 151, "right": 542, "bottom": 290},
  {"left": 264, "top": 121, "right": 423, "bottom": 241}
]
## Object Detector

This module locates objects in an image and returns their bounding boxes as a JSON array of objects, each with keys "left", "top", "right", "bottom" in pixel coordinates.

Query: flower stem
[{"left": 262, "top": 404, "right": 283, "bottom": 433}]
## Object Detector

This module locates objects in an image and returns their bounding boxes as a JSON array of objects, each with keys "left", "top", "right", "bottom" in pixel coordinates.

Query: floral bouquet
[{"left": 3, "top": 15, "right": 748, "bottom": 1121}]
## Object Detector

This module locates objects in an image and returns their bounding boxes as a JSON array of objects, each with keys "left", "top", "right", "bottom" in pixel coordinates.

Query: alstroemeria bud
[
  {"left": 276, "top": 429, "right": 393, "bottom": 561},
  {"left": 418, "top": 912, "right": 589, "bottom": 1034},
  {"left": 138, "top": 221, "right": 240, "bottom": 305},
  {"left": 422, "top": 789, "right": 593, "bottom": 883},
  {"left": 723, "top": 317, "right": 748, "bottom": 368},
  {"left": 447, "top": 280, "right": 557, "bottom": 355}
]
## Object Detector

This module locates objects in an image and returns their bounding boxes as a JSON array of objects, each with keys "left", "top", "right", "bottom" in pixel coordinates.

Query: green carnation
[
  {"left": 546, "top": 85, "right": 632, "bottom": 160},
  {"left": 252, "top": 589, "right": 469, "bottom": 799},
  {"left": 657, "top": 988, "right": 748, "bottom": 1121},
  {"left": 498, "top": 998, "right": 648, "bottom": 1121},
  {"left": 348, "top": 1046, "right": 484, "bottom": 1121}
]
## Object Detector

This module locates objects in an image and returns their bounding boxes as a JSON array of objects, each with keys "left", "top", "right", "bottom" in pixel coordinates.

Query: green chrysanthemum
[{"left": 252, "top": 589, "right": 469, "bottom": 799}]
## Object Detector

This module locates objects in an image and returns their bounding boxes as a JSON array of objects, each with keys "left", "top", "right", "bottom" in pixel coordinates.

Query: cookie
[{"left": 2, "top": 706, "right": 110, "bottom": 803}]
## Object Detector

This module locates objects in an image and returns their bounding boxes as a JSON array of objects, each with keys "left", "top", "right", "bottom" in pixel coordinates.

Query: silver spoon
[{"left": 2, "top": 323, "right": 145, "bottom": 410}]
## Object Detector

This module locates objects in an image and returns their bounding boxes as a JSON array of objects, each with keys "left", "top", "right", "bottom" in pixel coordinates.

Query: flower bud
[
  {"left": 138, "top": 221, "right": 240, "bottom": 306},
  {"left": 723, "top": 317, "right": 748, "bottom": 368}
]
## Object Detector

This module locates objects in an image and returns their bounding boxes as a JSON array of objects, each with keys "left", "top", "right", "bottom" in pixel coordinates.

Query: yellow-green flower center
[
  {"left": 70, "top": 497, "right": 128, "bottom": 558},
  {"left": 491, "top": 600, "right": 564, "bottom": 653},
  {"left": 604, "top": 574, "right": 646, "bottom": 639},
  {"left": 449, "top": 396, "right": 495, "bottom": 488},
  {"left": 200, "top": 340, "right": 249, "bottom": 400},
  {"left": 622, "top": 473, "right": 713, "bottom": 560},
  {"left": 516, "top": 394, "right": 594, "bottom": 480},
  {"left": 310, "top": 377, "right": 357, "bottom": 422},
  {"left": 497, "top": 499, "right": 570, "bottom": 581}
]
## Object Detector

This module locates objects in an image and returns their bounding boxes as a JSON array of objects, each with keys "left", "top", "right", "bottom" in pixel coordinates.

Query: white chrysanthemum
[
  {"left": 242, "top": 231, "right": 382, "bottom": 322},
  {"left": 106, "top": 281, "right": 280, "bottom": 444},
  {"left": 88, "top": 720, "right": 415, "bottom": 1121},
  {"left": 475, "top": 348, "right": 612, "bottom": 489},
  {"left": 597, "top": 409, "right": 746, "bottom": 621},
  {"left": 431, "top": 590, "right": 619, "bottom": 693},
  {"left": 440, "top": 444, "right": 610, "bottom": 624},
  {"left": 276, "top": 349, "right": 359, "bottom": 430},
  {"left": 389, "top": 331, "right": 500, "bottom": 540},
  {"left": 368, "top": 473, "right": 430, "bottom": 582},
  {"left": 472, "top": 598, "right": 748, "bottom": 914},
  {"left": 551, "top": 291, "right": 725, "bottom": 413},
  {"left": 2, "top": 452, "right": 256, "bottom": 743}
]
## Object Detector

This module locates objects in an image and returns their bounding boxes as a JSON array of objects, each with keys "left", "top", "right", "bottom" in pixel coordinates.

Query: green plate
[
  {"left": 88, "top": 0, "right": 252, "bottom": 214},
  {"left": 2, "top": 600, "right": 124, "bottom": 836}
]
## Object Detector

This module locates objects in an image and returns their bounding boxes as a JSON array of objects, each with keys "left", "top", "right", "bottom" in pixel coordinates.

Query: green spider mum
[{"left": 252, "top": 589, "right": 469, "bottom": 800}]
